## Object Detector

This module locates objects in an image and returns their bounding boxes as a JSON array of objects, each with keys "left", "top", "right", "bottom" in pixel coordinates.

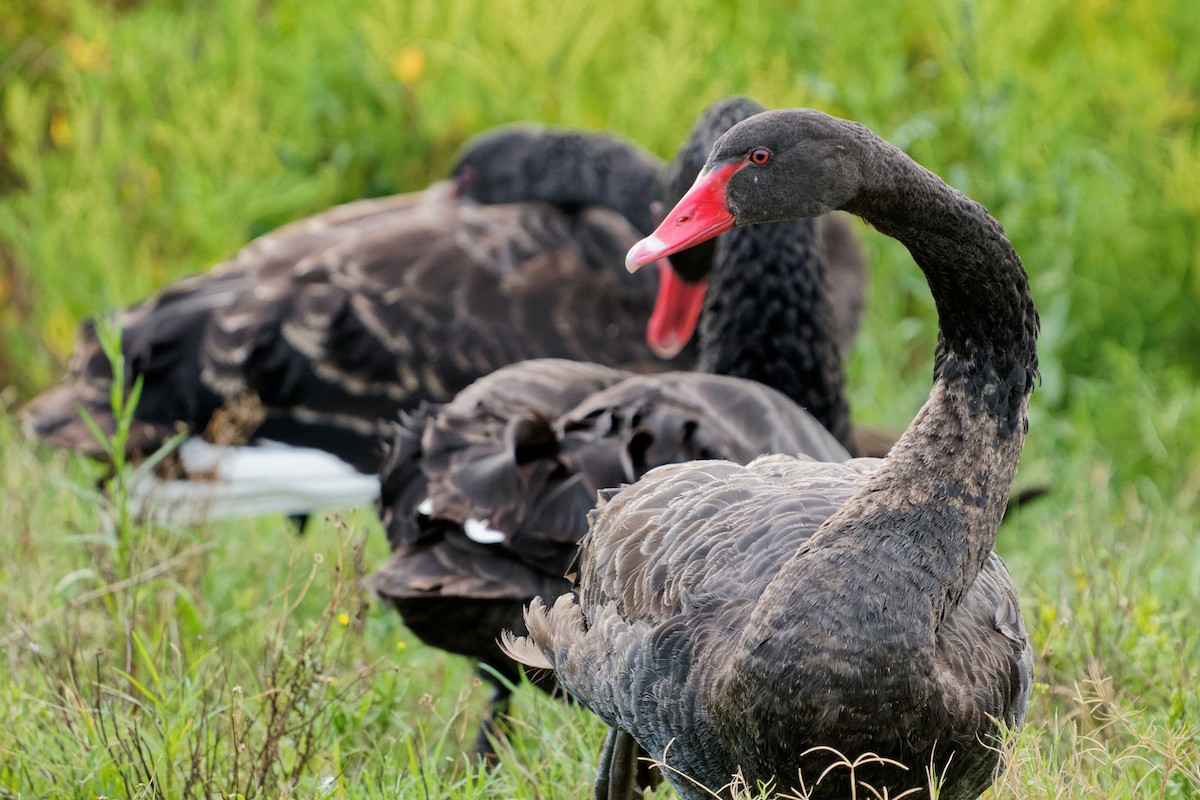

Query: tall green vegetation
[{"left": 1, "top": 0, "right": 1198, "bottom": 796}]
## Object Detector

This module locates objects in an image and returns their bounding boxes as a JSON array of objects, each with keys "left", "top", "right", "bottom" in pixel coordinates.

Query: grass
[{"left": 1, "top": 0, "right": 1199, "bottom": 796}]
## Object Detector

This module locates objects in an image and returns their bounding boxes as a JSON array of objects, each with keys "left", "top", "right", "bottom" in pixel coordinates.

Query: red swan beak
[
  {"left": 646, "top": 260, "right": 707, "bottom": 359},
  {"left": 625, "top": 160, "right": 741, "bottom": 272}
]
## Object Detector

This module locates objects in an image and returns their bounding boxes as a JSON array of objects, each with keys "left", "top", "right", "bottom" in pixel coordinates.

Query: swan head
[
  {"left": 640, "top": 97, "right": 771, "bottom": 357},
  {"left": 627, "top": 109, "right": 866, "bottom": 270}
]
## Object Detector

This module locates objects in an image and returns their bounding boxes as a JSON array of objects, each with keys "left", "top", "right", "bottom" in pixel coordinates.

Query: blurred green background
[
  {"left": 5, "top": 0, "right": 1200, "bottom": 497},
  {"left": 2, "top": 0, "right": 1199, "bottom": 795},
  {"left": 4, "top": 0, "right": 1199, "bottom": 400}
]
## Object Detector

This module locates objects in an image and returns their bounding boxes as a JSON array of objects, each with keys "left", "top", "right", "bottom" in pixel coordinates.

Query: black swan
[
  {"left": 503, "top": 108, "right": 1038, "bottom": 800},
  {"left": 20, "top": 126, "right": 686, "bottom": 523},
  {"left": 366, "top": 96, "right": 858, "bottom": 765}
]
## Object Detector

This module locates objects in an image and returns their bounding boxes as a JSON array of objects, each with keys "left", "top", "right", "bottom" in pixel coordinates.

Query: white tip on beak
[{"left": 626, "top": 233, "right": 669, "bottom": 272}]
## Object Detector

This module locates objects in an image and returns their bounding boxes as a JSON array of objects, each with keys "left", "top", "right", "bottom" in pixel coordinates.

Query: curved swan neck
[
  {"left": 842, "top": 144, "right": 1039, "bottom": 414},
  {"left": 697, "top": 219, "right": 854, "bottom": 453},
  {"left": 455, "top": 129, "right": 664, "bottom": 236},
  {"left": 786, "top": 135, "right": 1039, "bottom": 628}
]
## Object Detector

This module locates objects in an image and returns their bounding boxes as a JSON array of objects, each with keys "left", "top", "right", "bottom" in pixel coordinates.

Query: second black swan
[{"left": 20, "top": 126, "right": 679, "bottom": 522}]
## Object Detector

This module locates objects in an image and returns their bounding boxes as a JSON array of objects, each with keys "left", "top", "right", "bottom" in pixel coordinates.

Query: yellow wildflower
[
  {"left": 391, "top": 46, "right": 425, "bottom": 87},
  {"left": 65, "top": 34, "right": 108, "bottom": 72},
  {"left": 49, "top": 113, "right": 72, "bottom": 147}
]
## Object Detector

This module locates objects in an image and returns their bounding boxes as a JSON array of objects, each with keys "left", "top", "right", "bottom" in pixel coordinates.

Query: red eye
[{"left": 749, "top": 148, "right": 771, "bottom": 165}]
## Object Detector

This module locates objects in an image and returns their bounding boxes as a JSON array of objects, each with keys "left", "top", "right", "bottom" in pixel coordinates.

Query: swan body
[
  {"left": 506, "top": 108, "right": 1038, "bottom": 800},
  {"left": 22, "top": 128, "right": 680, "bottom": 522}
]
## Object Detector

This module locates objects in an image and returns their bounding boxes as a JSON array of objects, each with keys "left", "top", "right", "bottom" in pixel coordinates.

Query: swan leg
[
  {"left": 595, "top": 727, "right": 641, "bottom": 800},
  {"left": 594, "top": 728, "right": 619, "bottom": 800},
  {"left": 473, "top": 675, "right": 512, "bottom": 768},
  {"left": 472, "top": 656, "right": 560, "bottom": 767}
]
